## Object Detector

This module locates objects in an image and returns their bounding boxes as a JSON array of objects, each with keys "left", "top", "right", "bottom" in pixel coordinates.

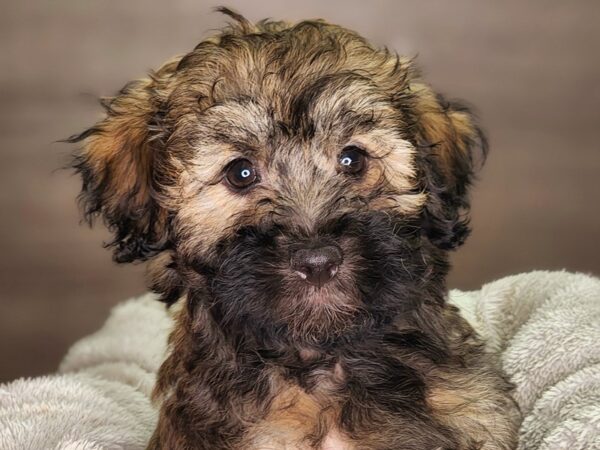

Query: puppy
[{"left": 70, "top": 8, "right": 520, "bottom": 450}]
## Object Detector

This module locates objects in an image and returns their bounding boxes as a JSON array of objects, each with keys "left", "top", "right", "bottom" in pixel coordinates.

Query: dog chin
[{"left": 276, "top": 286, "right": 363, "bottom": 342}]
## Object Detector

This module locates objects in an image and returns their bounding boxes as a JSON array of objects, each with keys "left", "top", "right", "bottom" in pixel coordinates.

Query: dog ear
[
  {"left": 411, "top": 83, "right": 488, "bottom": 250},
  {"left": 69, "top": 60, "right": 178, "bottom": 263}
]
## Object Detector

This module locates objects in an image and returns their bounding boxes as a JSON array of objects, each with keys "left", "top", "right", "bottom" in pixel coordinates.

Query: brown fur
[{"left": 70, "top": 8, "right": 520, "bottom": 450}]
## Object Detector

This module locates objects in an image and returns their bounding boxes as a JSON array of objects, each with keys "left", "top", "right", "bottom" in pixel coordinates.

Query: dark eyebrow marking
[
  {"left": 196, "top": 97, "right": 271, "bottom": 152},
  {"left": 338, "top": 108, "right": 379, "bottom": 132},
  {"left": 211, "top": 129, "right": 258, "bottom": 149},
  {"left": 317, "top": 107, "right": 382, "bottom": 144},
  {"left": 288, "top": 71, "right": 374, "bottom": 138}
]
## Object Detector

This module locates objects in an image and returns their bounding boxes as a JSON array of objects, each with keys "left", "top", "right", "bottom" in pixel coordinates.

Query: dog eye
[
  {"left": 339, "top": 146, "right": 367, "bottom": 175},
  {"left": 225, "top": 159, "right": 258, "bottom": 190}
]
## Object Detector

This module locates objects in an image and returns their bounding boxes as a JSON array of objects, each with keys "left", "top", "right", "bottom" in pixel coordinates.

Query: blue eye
[
  {"left": 338, "top": 146, "right": 367, "bottom": 175},
  {"left": 225, "top": 159, "right": 258, "bottom": 190}
]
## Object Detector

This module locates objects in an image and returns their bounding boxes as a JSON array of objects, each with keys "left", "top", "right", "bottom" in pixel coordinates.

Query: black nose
[{"left": 290, "top": 244, "right": 343, "bottom": 287}]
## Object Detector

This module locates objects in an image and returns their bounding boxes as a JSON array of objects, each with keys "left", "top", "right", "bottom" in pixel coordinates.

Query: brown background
[{"left": 1, "top": 1, "right": 599, "bottom": 382}]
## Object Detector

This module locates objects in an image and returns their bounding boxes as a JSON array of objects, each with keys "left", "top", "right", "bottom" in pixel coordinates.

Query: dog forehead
[
  {"left": 193, "top": 99, "right": 346, "bottom": 146},
  {"left": 186, "top": 80, "right": 399, "bottom": 165},
  {"left": 167, "top": 23, "right": 408, "bottom": 147}
]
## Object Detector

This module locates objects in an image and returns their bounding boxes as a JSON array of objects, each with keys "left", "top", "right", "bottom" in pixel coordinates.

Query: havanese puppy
[{"left": 70, "top": 8, "right": 520, "bottom": 450}]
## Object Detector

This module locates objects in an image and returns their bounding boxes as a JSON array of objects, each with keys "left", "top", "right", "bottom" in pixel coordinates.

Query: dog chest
[{"left": 244, "top": 380, "right": 355, "bottom": 450}]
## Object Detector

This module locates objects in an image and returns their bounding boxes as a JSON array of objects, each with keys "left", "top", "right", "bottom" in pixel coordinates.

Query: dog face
[{"left": 71, "top": 10, "right": 485, "bottom": 345}]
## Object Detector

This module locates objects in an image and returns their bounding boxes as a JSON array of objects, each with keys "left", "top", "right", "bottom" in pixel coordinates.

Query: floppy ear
[
  {"left": 411, "top": 83, "right": 488, "bottom": 250},
  {"left": 69, "top": 60, "right": 178, "bottom": 263}
]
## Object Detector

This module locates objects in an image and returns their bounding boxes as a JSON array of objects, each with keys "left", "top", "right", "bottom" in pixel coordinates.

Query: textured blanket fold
[{"left": 1, "top": 271, "right": 598, "bottom": 449}]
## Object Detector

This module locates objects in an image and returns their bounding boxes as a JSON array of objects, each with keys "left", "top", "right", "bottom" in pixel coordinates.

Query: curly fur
[{"left": 70, "top": 8, "right": 519, "bottom": 450}]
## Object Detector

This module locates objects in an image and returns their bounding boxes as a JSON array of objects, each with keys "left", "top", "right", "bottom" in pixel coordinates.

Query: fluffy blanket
[{"left": 1, "top": 271, "right": 598, "bottom": 449}]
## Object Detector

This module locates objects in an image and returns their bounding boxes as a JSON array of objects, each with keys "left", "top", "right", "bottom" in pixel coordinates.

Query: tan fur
[
  {"left": 410, "top": 82, "right": 481, "bottom": 186},
  {"left": 71, "top": 11, "right": 518, "bottom": 450},
  {"left": 428, "top": 378, "right": 519, "bottom": 450}
]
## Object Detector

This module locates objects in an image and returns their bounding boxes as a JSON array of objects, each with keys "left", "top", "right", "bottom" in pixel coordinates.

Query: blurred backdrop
[{"left": 1, "top": 0, "right": 599, "bottom": 382}]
